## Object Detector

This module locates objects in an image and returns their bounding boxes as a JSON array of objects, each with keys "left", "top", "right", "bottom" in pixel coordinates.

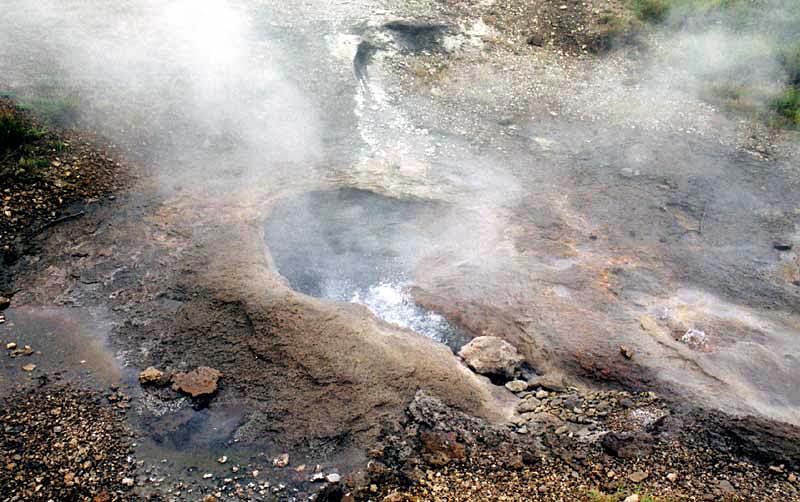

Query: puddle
[
  {"left": 264, "top": 188, "right": 469, "bottom": 351},
  {"left": 0, "top": 306, "right": 123, "bottom": 394}
]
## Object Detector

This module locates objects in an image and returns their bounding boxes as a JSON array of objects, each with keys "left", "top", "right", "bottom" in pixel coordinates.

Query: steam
[{"left": 0, "top": 0, "right": 322, "bottom": 185}]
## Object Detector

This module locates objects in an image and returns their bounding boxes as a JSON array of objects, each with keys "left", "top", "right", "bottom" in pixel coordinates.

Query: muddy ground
[{"left": 2, "top": 0, "right": 800, "bottom": 501}]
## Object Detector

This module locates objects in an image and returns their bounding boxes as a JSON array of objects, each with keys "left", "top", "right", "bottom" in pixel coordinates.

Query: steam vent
[{"left": 1, "top": 0, "right": 799, "bottom": 501}]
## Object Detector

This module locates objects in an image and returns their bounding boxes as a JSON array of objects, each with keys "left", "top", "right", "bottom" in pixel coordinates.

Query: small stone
[
  {"left": 517, "top": 397, "right": 542, "bottom": 413},
  {"left": 22, "top": 363, "right": 36, "bottom": 372},
  {"left": 121, "top": 477, "right": 135, "bottom": 487},
  {"left": 6, "top": 342, "right": 16, "bottom": 350},
  {"left": 620, "top": 345, "right": 634, "bottom": 359},
  {"left": 295, "top": 464, "right": 306, "bottom": 472},
  {"left": 505, "top": 380, "right": 527, "bottom": 393},
  {"left": 717, "top": 479, "right": 734, "bottom": 494},
  {"left": 774, "top": 242, "right": 793, "bottom": 251},
  {"left": 138, "top": 366, "right": 165, "bottom": 385},
  {"left": 273, "top": 453, "right": 289, "bottom": 467},
  {"left": 202, "top": 473, "right": 213, "bottom": 479},
  {"left": 607, "top": 470, "right": 616, "bottom": 478},
  {"left": 217, "top": 455, "right": 227, "bottom": 464},
  {"left": 202, "top": 496, "right": 217, "bottom": 502},
  {"left": 311, "top": 472, "right": 326, "bottom": 482},
  {"left": 535, "top": 390, "right": 549, "bottom": 399},
  {"left": 0, "top": 296, "right": 9, "bottom": 310},
  {"left": 326, "top": 473, "right": 341, "bottom": 483},
  {"left": 788, "top": 473, "right": 797, "bottom": 483},
  {"left": 628, "top": 471, "right": 649, "bottom": 483},
  {"left": 667, "top": 472, "right": 678, "bottom": 482},
  {"left": 623, "top": 495, "right": 639, "bottom": 502},
  {"left": 252, "top": 470, "right": 259, "bottom": 478}
]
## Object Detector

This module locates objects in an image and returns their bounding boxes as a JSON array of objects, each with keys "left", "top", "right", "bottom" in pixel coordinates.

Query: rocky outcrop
[{"left": 457, "top": 336, "right": 524, "bottom": 381}]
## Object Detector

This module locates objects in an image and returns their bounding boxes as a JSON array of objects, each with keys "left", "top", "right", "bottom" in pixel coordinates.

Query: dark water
[{"left": 264, "top": 188, "right": 470, "bottom": 351}]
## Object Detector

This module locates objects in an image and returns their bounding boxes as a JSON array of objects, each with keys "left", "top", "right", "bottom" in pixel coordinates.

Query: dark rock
[
  {"left": 526, "top": 375, "right": 567, "bottom": 393},
  {"left": 773, "top": 242, "right": 792, "bottom": 251},
  {"left": 601, "top": 431, "right": 654, "bottom": 459},
  {"left": 317, "top": 483, "right": 344, "bottom": 502},
  {"left": 419, "top": 431, "right": 466, "bottom": 466}
]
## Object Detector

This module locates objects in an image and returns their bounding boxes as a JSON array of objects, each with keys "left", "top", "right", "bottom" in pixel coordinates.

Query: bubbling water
[{"left": 264, "top": 188, "right": 470, "bottom": 351}]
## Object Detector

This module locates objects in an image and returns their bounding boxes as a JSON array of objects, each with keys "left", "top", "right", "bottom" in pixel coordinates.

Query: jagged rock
[
  {"left": 457, "top": 336, "right": 524, "bottom": 380},
  {"left": 138, "top": 366, "right": 165, "bottom": 385},
  {"left": 273, "top": 453, "right": 289, "bottom": 467},
  {"left": 419, "top": 431, "right": 466, "bottom": 466},
  {"left": 526, "top": 375, "right": 567, "bottom": 392},
  {"left": 171, "top": 366, "right": 222, "bottom": 398},
  {"left": 601, "top": 431, "right": 654, "bottom": 459}
]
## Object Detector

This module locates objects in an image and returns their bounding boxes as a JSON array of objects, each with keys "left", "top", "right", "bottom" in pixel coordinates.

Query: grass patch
[
  {"left": 584, "top": 486, "right": 681, "bottom": 502},
  {"left": 22, "top": 95, "right": 81, "bottom": 128},
  {"left": 630, "top": 0, "right": 757, "bottom": 23},
  {"left": 631, "top": 0, "right": 671, "bottom": 23},
  {"left": 768, "top": 87, "right": 800, "bottom": 127},
  {"left": 0, "top": 109, "right": 44, "bottom": 154}
]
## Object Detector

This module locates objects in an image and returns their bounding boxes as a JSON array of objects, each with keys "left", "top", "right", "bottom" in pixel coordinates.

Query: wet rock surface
[{"left": 170, "top": 366, "right": 222, "bottom": 399}]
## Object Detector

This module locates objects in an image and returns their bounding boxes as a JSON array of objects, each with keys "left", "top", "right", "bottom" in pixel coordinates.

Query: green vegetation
[
  {"left": 0, "top": 108, "right": 44, "bottom": 154},
  {"left": 23, "top": 95, "right": 81, "bottom": 128},
  {"left": 585, "top": 486, "right": 681, "bottom": 502},
  {"left": 628, "top": 0, "right": 800, "bottom": 129},
  {"left": 630, "top": 0, "right": 756, "bottom": 22},
  {"left": 630, "top": 0, "right": 671, "bottom": 23},
  {"left": 769, "top": 87, "right": 800, "bottom": 127}
]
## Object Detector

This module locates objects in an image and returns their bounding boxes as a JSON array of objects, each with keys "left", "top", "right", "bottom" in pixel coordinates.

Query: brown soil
[{"left": 0, "top": 97, "right": 128, "bottom": 274}]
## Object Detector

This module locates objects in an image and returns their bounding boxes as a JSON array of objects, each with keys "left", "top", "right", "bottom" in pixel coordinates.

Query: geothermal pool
[{"left": 264, "top": 188, "right": 470, "bottom": 351}]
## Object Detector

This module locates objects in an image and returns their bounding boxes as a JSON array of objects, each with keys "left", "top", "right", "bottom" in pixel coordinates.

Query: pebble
[
  {"left": 623, "top": 495, "right": 639, "bottom": 502},
  {"left": 788, "top": 473, "right": 797, "bottom": 483},
  {"left": 326, "top": 473, "right": 341, "bottom": 483},
  {"left": 22, "top": 363, "right": 36, "bottom": 372},
  {"left": 6, "top": 342, "right": 17, "bottom": 350},
  {"left": 667, "top": 472, "right": 678, "bottom": 482},
  {"left": 121, "top": 477, "right": 135, "bottom": 487},
  {"left": 217, "top": 455, "right": 227, "bottom": 464},
  {"left": 628, "top": 470, "right": 648, "bottom": 483},
  {"left": 273, "top": 453, "right": 290, "bottom": 467}
]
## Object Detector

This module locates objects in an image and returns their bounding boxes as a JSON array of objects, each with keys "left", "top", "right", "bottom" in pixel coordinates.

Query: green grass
[
  {"left": 0, "top": 109, "right": 44, "bottom": 154},
  {"left": 630, "top": 0, "right": 757, "bottom": 23},
  {"left": 630, "top": 0, "right": 671, "bottom": 22},
  {"left": 585, "top": 486, "right": 681, "bottom": 502},
  {"left": 768, "top": 87, "right": 800, "bottom": 127},
  {"left": 22, "top": 95, "right": 81, "bottom": 128},
  {"left": 17, "top": 156, "right": 50, "bottom": 170}
]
